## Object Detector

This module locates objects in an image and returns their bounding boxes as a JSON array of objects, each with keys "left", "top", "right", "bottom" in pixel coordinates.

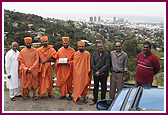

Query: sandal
[
  {"left": 83, "top": 99, "right": 88, "bottom": 103},
  {"left": 48, "top": 94, "right": 54, "bottom": 99},
  {"left": 59, "top": 96, "right": 66, "bottom": 100},
  {"left": 73, "top": 97, "right": 80, "bottom": 102},
  {"left": 23, "top": 95, "right": 30, "bottom": 100},
  {"left": 33, "top": 95, "right": 39, "bottom": 100},
  {"left": 83, "top": 97, "right": 88, "bottom": 103},
  {"left": 10, "top": 97, "right": 16, "bottom": 101},
  {"left": 89, "top": 101, "right": 96, "bottom": 105},
  {"left": 67, "top": 95, "right": 72, "bottom": 100}
]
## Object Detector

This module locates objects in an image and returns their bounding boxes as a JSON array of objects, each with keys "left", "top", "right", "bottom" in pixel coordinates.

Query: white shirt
[{"left": 5, "top": 49, "right": 20, "bottom": 89}]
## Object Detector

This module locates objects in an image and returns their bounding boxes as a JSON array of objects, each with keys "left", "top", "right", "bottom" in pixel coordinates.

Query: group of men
[{"left": 5, "top": 36, "right": 160, "bottom": 106}]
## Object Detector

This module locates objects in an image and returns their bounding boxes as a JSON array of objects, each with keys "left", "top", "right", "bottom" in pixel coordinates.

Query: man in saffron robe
[
  {"left": 18, "top": 37, "right": 39, "bottom": 100},
  {"left": 38, "top": 36, "right": 57, "bottom": 99},
  {"left": 73, "top": 41, "right": 92, "bottom": 103},
  {"left": 55, "top": 37, "right": 75, "bottom": 100}
]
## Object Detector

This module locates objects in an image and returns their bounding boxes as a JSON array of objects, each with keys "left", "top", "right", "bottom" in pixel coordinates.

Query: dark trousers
[
  {"left": 93, "top": 76, "right": 107, "bottom": 103},
  {"left": 135, "top": 80, "right": 152, "bottom": 88}
]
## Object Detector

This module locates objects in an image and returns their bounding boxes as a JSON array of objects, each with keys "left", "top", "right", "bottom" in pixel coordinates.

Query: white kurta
[{"left": 5, "top": 49, "right": 20, "bottom": 89}]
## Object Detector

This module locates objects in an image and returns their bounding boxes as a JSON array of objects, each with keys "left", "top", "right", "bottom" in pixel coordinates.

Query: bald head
[
  {"left": 11, "top": 42, "right": 18, "bottom": 46},
  {"left": 11, "top": 42, "right": 18, "bottom": 52}
]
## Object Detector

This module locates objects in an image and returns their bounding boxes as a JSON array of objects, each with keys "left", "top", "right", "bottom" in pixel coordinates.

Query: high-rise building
[
  {"left": 113, "top": 17, "right": 116, "bottom": 22},
  {"left": 94, "top": 16, "right": 96, "bottom": 22},
  {"left": 118, "top": 18, "right": 124, "bottom": 22},
  {"left": 98, "top": 16, "right": 101, "bottom": 22},
  {"left": 90, "top": 17, "right": 93, "bottom": 22}
]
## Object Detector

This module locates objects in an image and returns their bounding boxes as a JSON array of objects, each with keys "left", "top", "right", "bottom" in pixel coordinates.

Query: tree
[{"left": 122, "top": 39, "right": 141, "bottom": 58}]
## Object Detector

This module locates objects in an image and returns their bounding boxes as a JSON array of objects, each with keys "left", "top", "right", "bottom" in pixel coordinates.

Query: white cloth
[
  {"left": 9, "top": 87, "right": 21, "bottom": 98},
  {"left": 5, "top": 49, "right": 20, "bottom": 89}
]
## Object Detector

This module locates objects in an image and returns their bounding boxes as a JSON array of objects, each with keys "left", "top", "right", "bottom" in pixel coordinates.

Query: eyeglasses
[
  {"left": 115, "top": 46, "right": 121, "bottom": 48},
  {"left": 97, "top": 46, "right": 103, "bottom": 48}
]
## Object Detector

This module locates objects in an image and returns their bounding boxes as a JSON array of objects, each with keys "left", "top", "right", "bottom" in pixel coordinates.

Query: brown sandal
[
  {"left": 59, "top": 96, "right": 66, "bottom": 100},
  {"left": 67, "top": 95, "right": 72, "bottom": 100},
  {"left": 48, "top": 94, "right": 54, "bottom": 99},
  {"left": 89, "top": 101, "right": 96, "bottom": 105},
  {"left": 33, "top": 95, "right": 39, "bottom": 100},
  {"left": 23, "top": 95, "right": 30, "bottom": 100}
]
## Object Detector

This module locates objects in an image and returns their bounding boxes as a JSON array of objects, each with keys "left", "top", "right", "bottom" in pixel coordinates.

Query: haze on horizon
[{"left": 3, "top": 2, "right": 165, "bottom": 21}]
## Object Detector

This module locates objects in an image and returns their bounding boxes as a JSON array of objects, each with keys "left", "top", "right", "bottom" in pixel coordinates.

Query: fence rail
[{"left": 4, "top": 74, "right": 137, "bottom": 92}]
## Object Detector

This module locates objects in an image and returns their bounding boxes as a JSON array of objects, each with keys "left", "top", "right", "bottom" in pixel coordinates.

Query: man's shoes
[
  {"left": 83, "top": 99, "right": 88, "bottom": 103},
  {"left": 15, "top": 94, "right": 22, "bottom": 97},
  {"left": 59, "top": 96, "right": 66, "bottom": 100},
  {"left": 83, "top": 97, "right": 88, "bottom": 103},
  {"left": 48, "top": 94, "right": 54, "bottom": 99},
  {"left": 67, "top": 95, "right": 72, "bottom": 100},
  {"left": 89, "top": 101, "right": 96, "bottom": 105},
  {"left": 73, "top": 97, "right": 80, "bottom": 102},
  {"left": 33, "top": 95, "right": 39, "bottom": 100},
  {"left": 10, "top": 97, "right": 16, "bottom": 101},
  {"left": 23, "top": 95, "right": 30, "bottom": 100}
]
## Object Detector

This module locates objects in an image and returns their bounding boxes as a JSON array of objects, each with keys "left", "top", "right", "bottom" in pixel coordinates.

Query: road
[{"left": 3, "top": 91, "right": 97, "bottom": 112}]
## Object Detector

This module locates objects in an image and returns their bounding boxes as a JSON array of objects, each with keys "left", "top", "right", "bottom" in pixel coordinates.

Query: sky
[{"left": 3, "top": 2, "right": 165, "bottom": 22}]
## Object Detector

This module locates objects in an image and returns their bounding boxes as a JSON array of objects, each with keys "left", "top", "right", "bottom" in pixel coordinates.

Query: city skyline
[{"left": 3, "top": 2, "right": 165, "bottom": 23}]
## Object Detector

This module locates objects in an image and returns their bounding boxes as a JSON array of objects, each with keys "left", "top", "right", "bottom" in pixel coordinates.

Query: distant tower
[
  {"left": 94, "top": 16, "right": 96, "bottom": 22},
  {"left": 98, "top": 16, "right": 101, "bottom": 22},
  {"left": 118, "top": 18, "right": 124, "bottom": 22},
  {"left": 90, "top": 17, "right": 93, "bottom": 22},
  {"left": 113, "top": 17, "right": 116, "bottom": 22}
]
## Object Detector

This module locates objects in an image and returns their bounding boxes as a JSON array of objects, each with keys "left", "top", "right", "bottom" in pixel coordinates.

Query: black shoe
[
  {"left": 10, "top": 97, "right": 16, "bottom": 101},
  {"left": 73, "top": 97, "right": 80, "bottom": 102},
  {"left": 15, "top": 95, "right": 22, "bottom": 97},
  {"left": 59, "top": 96, "right": 66, "bottom": 100}
]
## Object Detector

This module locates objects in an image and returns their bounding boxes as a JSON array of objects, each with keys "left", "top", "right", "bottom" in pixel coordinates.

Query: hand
[
  {"left": 67, "top": 61, "right": 70, "bottom": 66},
  {"left": 123, "top": 76, "right": 126, "bottom": 82},
  {"left": 7, "top": 75, "right": 11, "bottom": 79},
  {"left": 95, "top": 71, "right": 100, "bottom": 76},
  {"left": 26, "top": 70, "right": 32, "bottom": 73},
  {"left": 100, "top": 73, "right": 104, "bottom": 76},
  {"left": 41, "top": 59, "right": 47, "bottom": 64}
]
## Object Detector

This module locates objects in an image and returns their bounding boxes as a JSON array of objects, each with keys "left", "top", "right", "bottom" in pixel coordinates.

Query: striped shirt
[{"left": 135, "top": 51, "right": 160, "bottom": 83}]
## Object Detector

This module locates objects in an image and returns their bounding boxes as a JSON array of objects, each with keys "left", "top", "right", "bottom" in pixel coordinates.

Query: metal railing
[{"left": 4, "top": 74, "right": 136, "bottom": 92}]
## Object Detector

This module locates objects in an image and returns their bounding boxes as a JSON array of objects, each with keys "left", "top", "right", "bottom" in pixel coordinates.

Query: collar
[
  {"left": 97, "top": 50, "right": 104, "bottom": 56},
  {"left": 11, "top": 49, "right": 18, "bottom": 53},
  {"left": 142, "top": 51, "right": 152, "bottom": 56},
  {"left": 114, "top": 50, "right": 124, "bottom": 55}
]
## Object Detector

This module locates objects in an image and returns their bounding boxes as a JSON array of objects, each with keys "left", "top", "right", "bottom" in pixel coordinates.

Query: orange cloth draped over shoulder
[
  {"left": 38, "top": 45, "right": 57, "bottom": 97},
  {"left": 18, "top": 46, "right": 39, "bottom": 98},
  {"left": 73, "top": 50, "right": 92, "bottom": 102},
  {"left": 55, "top": 46, "right": 75, "bottom": 96}
]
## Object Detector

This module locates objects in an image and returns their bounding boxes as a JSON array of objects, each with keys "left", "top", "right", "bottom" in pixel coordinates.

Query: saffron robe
[
  {"left": 55, "top": 46, "right": 75, "bottom": 96},
  {"left": 38, "top": 45, "right": 57, "bottom": 97},
  {"left": 18, "top": 46, "right": 39, "bottom": 98},
  {"left": 73, "top": 50, "right": 92, "bottom": 102}
]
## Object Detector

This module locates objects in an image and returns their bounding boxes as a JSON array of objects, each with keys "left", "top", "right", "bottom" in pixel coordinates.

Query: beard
[
  {"left": 64, "top": 45, "right": 68, "bottom": 49},
  {"left": 26, "top": 45, "right": 31, "bottom": 48},
  {"left": 79, "top": 49, "right": 84, "bottom": 52},
  {"left": 43, "top": 44, "right": 48, "bottom": 47}
]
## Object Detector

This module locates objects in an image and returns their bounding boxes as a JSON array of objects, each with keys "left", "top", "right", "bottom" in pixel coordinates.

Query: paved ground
[{"left": 3, "top": 91, "right": 97, "bottom": 111}]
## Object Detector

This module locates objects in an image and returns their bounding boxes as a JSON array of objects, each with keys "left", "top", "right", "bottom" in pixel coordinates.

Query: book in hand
[{"left": 58, "top": 58, "right": 68, "bottom": 64}]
